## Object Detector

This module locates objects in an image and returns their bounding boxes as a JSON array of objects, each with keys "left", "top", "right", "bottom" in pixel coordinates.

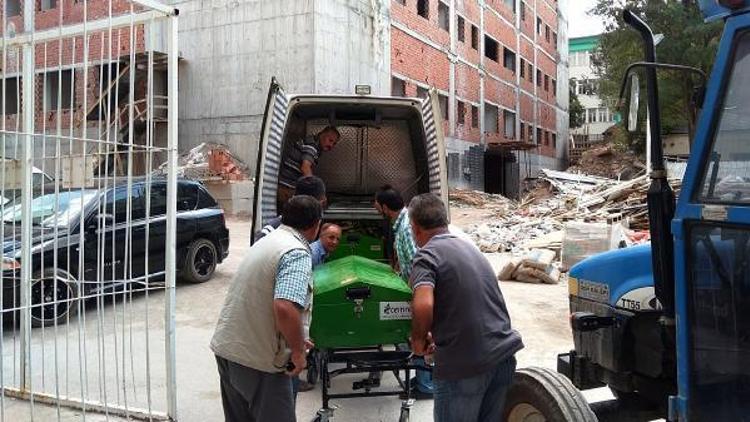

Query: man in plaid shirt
[
  {"left": 374, "top": 186, "right": 434, "bottom": 397},
  {"left": 375, "top": 185, "right": 418, "bottom": 281}
]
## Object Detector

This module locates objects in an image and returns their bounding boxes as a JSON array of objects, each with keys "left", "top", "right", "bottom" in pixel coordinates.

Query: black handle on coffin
[{"left": 346, "top": 286, "right": 371, "bottom": 301}]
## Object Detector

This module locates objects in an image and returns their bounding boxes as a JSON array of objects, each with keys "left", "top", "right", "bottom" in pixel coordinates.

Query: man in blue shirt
[{"left": 310, "top": 223, "right": 342, "bottom": 267}]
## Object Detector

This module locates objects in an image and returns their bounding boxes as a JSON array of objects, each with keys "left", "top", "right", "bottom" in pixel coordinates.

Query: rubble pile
[
  {"left": 568, "top": 146, "right": 646, "bottom": 180},
  {"left": 460, "top": 168, "right": 682, "bottom": 284},
  {"left": 158, "top": 143, "right": 249, "bottom": 181}
]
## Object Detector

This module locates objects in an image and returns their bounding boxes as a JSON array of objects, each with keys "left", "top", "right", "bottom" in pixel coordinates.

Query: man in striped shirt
[{"left": 277, "top": 126, "right": 340, "bottom": 211}]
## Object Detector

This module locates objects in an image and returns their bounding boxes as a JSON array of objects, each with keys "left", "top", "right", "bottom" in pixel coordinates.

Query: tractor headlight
[
  {"left": 568, "top": 276, "right": 578, "bottom": 296},
  {"left": 1, "top": 257, "right": 20, "bottom": 271}
]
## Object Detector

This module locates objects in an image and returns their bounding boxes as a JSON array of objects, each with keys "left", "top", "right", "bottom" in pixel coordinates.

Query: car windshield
[{"left": 1, "top": 190, "right": 99, "bottom": 229}]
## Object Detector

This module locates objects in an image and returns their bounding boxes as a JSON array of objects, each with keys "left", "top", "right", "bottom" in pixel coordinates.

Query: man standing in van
[
  {"left": 408, "top": 193, "right": 523, "bottom": 422},
  {"left": 277, "top": 126, "right": 340, "bottom": 210},
  {"left": 211, "top": 195, "right": 322, "bottom": 422}
]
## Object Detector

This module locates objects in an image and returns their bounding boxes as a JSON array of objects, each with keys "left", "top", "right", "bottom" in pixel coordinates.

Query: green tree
[
  {"left": 569, "top": 82, "right": 585, "bottom": 129},
  {"left": 589, "top": 0, "right": 722, "bottom": 153}
]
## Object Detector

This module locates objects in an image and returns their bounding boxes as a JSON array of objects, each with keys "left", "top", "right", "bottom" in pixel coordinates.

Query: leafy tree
[
  {"left": 589, "top": 0, "right": 722, "bottom": 153},
  {"left": 569, "top": 81, "right": 585, "bottom": 129}
]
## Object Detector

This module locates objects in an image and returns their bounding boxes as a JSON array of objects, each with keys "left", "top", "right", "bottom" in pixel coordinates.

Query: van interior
[{"left": 278, "top": 100, "right": 432, "bottom": 263}]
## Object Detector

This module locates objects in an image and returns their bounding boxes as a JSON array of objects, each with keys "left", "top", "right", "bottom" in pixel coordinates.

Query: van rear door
[
  {"left": 422, "top": 91, "right": 449, "bottom": 207},
  {"left": 251, "top": 78, "right": 289, "bottom": 244}
]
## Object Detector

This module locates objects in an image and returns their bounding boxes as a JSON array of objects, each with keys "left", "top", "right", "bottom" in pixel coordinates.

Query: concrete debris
[
  {"left": 159, "top": 143, "right": 249, "bottom": 181},
  {"left": 567, "top": 145, "right": 646, "bottom": 180},
  {"left": 458, "top": 167, "right": 681, "bottom": 277}
]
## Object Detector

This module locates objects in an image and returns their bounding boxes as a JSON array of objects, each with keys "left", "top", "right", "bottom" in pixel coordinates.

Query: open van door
[
  {"left": 422, "top": 90, "right": 450, "bottom": 211},
  {"left": 251, "top": 78, "right": 289, "bottom": 244}
]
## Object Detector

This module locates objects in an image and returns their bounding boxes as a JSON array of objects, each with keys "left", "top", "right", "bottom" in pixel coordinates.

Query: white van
[{"left": 251, "top": 79, "right": 449, "bottom": 259}]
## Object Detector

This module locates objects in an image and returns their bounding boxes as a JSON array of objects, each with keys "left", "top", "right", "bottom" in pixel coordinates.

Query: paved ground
[{"left": 3, "top": 216, "right": 663, "bottom": 421}]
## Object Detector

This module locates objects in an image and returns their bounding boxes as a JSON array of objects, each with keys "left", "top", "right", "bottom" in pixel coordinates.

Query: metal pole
[
  {"left": 165, "top": 14, "right": 180, "bottom": 421},
  {"left": 20, "top": 0, "right": 37, "bottom": 396}
]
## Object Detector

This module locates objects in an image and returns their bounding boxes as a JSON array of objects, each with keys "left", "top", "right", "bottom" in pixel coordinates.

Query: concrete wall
[{"left": 168, "top": 0, "right": 391, "bottom": 175}]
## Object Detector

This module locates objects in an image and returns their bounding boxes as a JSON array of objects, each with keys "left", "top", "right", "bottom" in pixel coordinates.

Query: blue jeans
[
  {"left": 413, "top": 356, "right": 434, "bottom": 394},
  {"left": 433, "top": 356, "right": 517, "bottom": 422}
]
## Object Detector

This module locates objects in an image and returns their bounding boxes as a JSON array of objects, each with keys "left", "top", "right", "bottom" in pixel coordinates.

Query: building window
[
  {"left": 7, "top": 0, "right": 21, "bottom": 17},
  {"left": 520, "top": 122, "right": 525, "bottom": 140},
  {"left": 553, "top": 32, "right": 558, "bottom": 48},
  {"left": 457, "top": 16, "right": 465, "bottom": 42},
  {"left": 527, "top": 124, "right": 533, "bottom": 141},
  {"left": 417, "top": 86, "right": 429, "bottom": 99},
  {"left": 528, "top": 63, "right": 533, "bottom": 81},
  {"left": 438, "top": 94, "right": 449, "bottom": 121},
  {"left": 391, "top": 77, "right": 405, "bottom": 97},
  {"left": 544, "top": 74, "right": 549, "bottom": 91},
  {"left": 552, "top": 133, "right": 557, "bottom": 147},
  {"left": 536, "top": 70, "right": 542, "bottom": 87},
  {"left": 503, "top": 0, "right": 515, "bottom": 13},
  {"left": 598, "top": 107, "right": 609, "bottom": 122},
  {"left": 484, "top": 36, "right": 499, "bottom": 62},
  {"left": 545, "top": 25, "right": 550, "bottom": 42},
  {"left": 2, "top": 77, "right": 20, "bottom": 114},
  {"left": 503, "top": 48, "right": 516, "bottom": 73},
  {"left": 457, "top": 100, "right": 465, "bottom": 124},
  {"left": 552, "top": 78, "right": 557, "bottom": 93},
  {"left": 417, "top": 0, "right": 429, "bottom": 19},
  {"left": 503, "top": 110, "right": 516, "bottom": 139},
  {"left": 40, "top": 0, "right": 57, "bottom": 10},
  {"left": 471, "top": 105, "right": 479, "bottom": 128},
  {"left": 537, "top": 127, "right": 542, "bottom": 144},
  {"left": 587, "top": 108, "right": 598, "bottom": 123},
  {"left": 520, "top": 2, "right": 526, "bottom": 21},
  {"left": 44, "top": 70, "right": 75, "bottom": 110},
  {"left": 471, "top": 25, "right": 479, "bottom": 50},
  {"left": 520, "top": 59, "right": 525, "bottom": 78},
  {"left": 484, "top": 103, "right": 499, "bottom": 134},
  {"left": 438, "top": 2, "right": 450, "bottom": 31},
  {"left": 544, "top": 131, "right": 549, "bottom": 145},
  {"left": 537, "top": 17, "right": 542, "bottom": 35}
]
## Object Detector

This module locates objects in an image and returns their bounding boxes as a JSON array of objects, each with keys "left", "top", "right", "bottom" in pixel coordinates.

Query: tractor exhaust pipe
[{"left": 623, "top": 10, "right": 676, "bottom": 320}]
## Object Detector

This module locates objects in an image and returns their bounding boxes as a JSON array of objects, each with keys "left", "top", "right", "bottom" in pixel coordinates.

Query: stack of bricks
[{"left": 208, "top": 148, "right": 246, "bottom": 181}]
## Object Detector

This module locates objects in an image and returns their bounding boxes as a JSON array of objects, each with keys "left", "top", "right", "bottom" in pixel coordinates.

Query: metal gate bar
[{"left": 0, "top": 1, "right": 179, "bottom": 420}]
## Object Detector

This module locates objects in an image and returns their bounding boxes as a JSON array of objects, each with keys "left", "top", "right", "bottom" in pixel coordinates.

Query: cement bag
[
  {"left": 485, "top": 253, "right": 521, "bottom": 281},
  {"left": 521, "top": 249, "right": 556, "bottom": 271},
  {"left": 561, "top": 222, "right": 610, "bottom": 270}
]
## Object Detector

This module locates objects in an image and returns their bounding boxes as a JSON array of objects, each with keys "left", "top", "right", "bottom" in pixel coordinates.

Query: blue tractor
[{"left": 503, "top": 2, "right": 750, "bottom": 421}]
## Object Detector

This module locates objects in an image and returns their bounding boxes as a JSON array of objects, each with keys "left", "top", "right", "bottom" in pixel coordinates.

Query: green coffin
[{"left": 310, "top": 256, "right": 413, "bottom": 349}]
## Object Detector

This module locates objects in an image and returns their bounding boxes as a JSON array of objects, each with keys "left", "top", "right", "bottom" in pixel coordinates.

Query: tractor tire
[{"left": 503, "top": 366, "right": 597, "bottom": 422}]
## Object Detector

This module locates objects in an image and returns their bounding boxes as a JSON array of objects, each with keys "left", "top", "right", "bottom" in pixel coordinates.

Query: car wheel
[
  {"left": 181, "top": 238, "right": 218, "bottom": 283},
  {"left": 30, "top": 269, "right": 79, "bottom": 328}
]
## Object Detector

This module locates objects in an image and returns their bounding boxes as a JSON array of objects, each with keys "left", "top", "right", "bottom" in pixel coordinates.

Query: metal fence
[{"left": 0, "top": 1, "right": 178, "bottom": 420}]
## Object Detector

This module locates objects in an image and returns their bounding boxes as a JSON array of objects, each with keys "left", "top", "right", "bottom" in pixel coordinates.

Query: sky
[{"left": 569, "top": 0, "right": 606, "bottom": 38}]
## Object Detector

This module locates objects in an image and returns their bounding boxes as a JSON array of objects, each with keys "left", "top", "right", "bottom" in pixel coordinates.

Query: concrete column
[
  {"left": 449, "top": 0, "right": 457, "bottom": 136},
  {"left": 479, "top": 0, "right": 486, "bottom": 145}
]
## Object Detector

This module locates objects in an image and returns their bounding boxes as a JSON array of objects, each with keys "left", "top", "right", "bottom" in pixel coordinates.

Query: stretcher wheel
[
  {"left": 399, "top": 407, "right": 410, "bottom": 422},
  {"left": 306, "top": 350, "right": 320, "bottom": 384}
]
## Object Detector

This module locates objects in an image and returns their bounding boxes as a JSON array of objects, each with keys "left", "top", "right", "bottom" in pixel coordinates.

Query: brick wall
[
  {"left": 390, "top": 0, "right": 566, "bottom": 186},
  {"left": 2, "top": 1, "right": 148, "bottom": 131}
]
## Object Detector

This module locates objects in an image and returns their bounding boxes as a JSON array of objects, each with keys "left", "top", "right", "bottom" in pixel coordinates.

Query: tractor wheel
[{"left": 503, "top": 367, "right": 597, "bottom": 422}]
